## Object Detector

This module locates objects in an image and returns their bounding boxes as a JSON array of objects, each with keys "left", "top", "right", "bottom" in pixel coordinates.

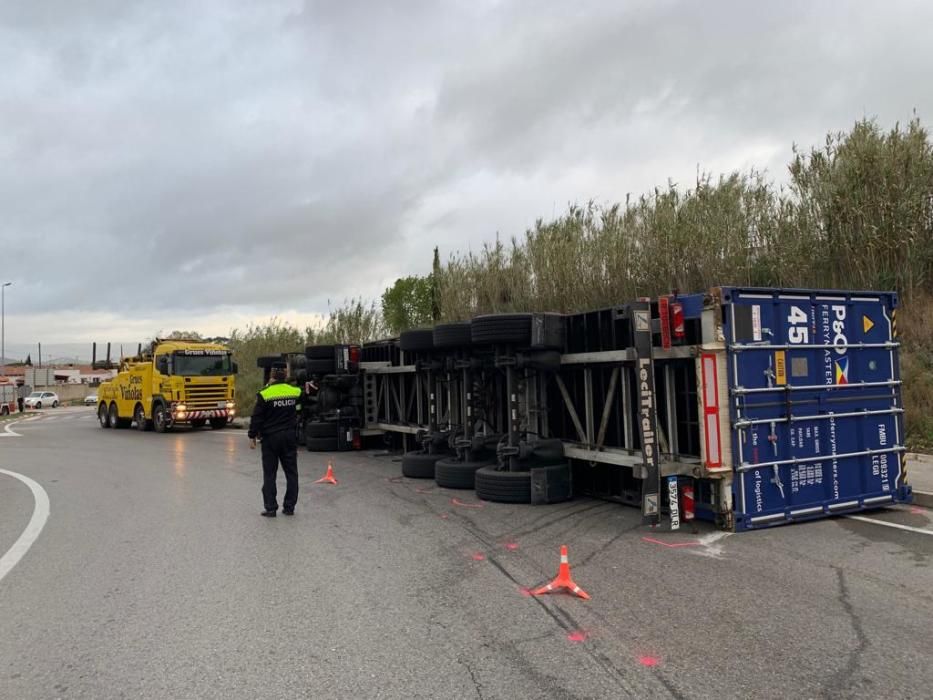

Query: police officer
[{"left": 249, "top": 362, "right": 302, "bottom": 517}]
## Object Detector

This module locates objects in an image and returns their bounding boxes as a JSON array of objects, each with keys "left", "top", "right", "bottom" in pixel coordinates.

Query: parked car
[
  {"left": 84, "top": 394, "right": 98, "bottom": 406},
  {"left": 24, "top": 391, "right": 59, "bottom": 409}
]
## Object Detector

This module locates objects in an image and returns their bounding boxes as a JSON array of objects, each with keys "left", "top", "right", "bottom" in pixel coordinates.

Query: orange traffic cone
[
  {"left": 314, "top": 462, "right": 338, "bottom": 485},
  {"left": 531, "top": 545, "right": 590, "bottom": 600}
]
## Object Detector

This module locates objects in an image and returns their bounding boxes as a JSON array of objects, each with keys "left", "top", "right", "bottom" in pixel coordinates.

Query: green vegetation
[{"left": 381, "top": 275, "right": 435, "bottom": 335}]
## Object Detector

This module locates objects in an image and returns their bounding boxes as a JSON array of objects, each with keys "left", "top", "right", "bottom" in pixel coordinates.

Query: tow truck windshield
[{"left": 172, "top": 352, "right": 233, "bottom": 376}]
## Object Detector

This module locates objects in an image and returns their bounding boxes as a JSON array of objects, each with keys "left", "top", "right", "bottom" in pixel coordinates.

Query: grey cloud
[{"left": 433, "top": 1, "right": 933, "bottom": 178}]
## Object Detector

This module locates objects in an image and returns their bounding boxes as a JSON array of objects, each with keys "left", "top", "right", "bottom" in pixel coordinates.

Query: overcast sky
[{"left": 1, "top": 0, "right": 931, "bottom": 359}]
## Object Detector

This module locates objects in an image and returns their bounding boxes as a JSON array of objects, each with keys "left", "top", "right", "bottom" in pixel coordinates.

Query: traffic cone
[
  {"left": 531, "top": 545, "right": 590, "bottom": 600},
  {"left": 315, "top": 462, "right": 338, "bottom": 485}
]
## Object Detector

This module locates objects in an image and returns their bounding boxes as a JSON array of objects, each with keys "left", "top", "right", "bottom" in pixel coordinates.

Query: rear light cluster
[
  {"left": 658, "top": 296, "right": 686, "bottom": 349},
  {"left": 671, "top": 302, "right": 685, "bottom": 340}
]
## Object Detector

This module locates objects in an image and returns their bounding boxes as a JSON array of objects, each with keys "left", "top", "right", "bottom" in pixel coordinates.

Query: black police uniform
[{"left": 248, "top": 375, "right": 302, "bottom": 515}]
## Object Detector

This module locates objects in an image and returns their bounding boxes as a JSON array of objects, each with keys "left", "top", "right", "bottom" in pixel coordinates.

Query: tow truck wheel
[
  {"left": 98, "top": 404, "right": 110, "bottom": 428},
  {"left": 110, "top": 403, "right": 128, "bottom": 429},
  {"left": 134, "top": 404, "right": 151, "bottom": 432},
  {"left": 209, "top": 417, "right": 228, "bottom": 430},
  {"left": 190, "top": 419, "right": 206, "bottom": 429},
  {"left": 152, "top": 403, "right": 168, "bottom": 433}
]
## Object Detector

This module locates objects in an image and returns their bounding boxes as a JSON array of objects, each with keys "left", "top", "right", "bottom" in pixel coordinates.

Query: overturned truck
[
  {"left": 257, "top": 344, "right": 363, "bottom": 452},
  {"left": 358, "top": 287, "right": 912, "bottom": 531}
]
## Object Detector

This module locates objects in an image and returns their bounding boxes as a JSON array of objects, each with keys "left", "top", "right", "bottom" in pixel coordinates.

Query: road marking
[
  {"left": 846, "top": 515, "right": 933, "bottom": 536},
  {"left": 0, "top": 469, "right": 51, "bottom": 583},
  {"left": 1, "top": 420, "right": 24, "bottom": 437}
]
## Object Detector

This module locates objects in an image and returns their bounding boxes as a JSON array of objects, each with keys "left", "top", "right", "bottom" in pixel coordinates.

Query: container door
[{"left": 723, "top": 288, "right": 909, "bottom": 530}]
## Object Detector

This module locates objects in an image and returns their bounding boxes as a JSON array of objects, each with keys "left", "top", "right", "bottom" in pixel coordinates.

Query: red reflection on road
[
  {"left": 471, "top": 552, "right": 486, "bottom": 561},
  {"left": 450, "top": 497, "right": 484, "bottom": 509},
  {"left": 567, "top": 631, "right": 588, "bottom": 643},
  {"left": 504, "top": 542, "right": 519, "bottom": 551},
  {"left": 638, "top": 655, "right": 660, "bottom": 667}
]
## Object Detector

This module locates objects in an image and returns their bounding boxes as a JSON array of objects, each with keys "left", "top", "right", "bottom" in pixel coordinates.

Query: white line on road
[
  {"left": 846, "top": 515, "right": 933, "bottom": 536},
  {"left": 0, "top": 469, "right": 51, "bottom": 583},
  {"left": 1, "top": 420, "right": 24, "bottom": 437}
]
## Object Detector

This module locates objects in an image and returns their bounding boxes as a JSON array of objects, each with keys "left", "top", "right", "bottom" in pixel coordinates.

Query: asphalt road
[{"left": 2, "top": 408, "right": 932, "bottom": 699}]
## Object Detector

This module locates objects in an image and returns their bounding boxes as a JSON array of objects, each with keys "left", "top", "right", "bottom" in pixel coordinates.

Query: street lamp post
[{"left": 1, "top": 282, "right": 11, "bottom": 380}]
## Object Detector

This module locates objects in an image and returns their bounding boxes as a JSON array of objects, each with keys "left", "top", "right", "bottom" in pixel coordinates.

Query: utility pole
[{"left": 1, "top": 282, "right": 11, "bottom": 379}]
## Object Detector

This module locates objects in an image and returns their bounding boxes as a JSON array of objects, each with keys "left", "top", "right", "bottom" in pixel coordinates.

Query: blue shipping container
[{"left": 721, "top": 288, "right": 912, "bottom": 530}]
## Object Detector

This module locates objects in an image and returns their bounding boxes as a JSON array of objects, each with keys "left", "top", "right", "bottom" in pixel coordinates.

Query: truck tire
[
  {"left": 256, "top": 355, "right": 283, "bottom": 369},
  {"left": 109, "top": 403, "right": 131, "bottom": 429},
  {"left": 471, "top": 313, "right": 564, "bottom": 348},
  {"left": 323, "top": 374, "right": 357, "bottom": 391},
  {"left": 152, "top": 403, "right": 169, "bottom": 433},
  {"left": 433, "top": 322, "right": 472, "bottom": 349},
  {"left": 307, "top": 359, "right": 336, "bottom": 374},
  {"left": 98, "top": 404, "right": 110, "bottom": 429},
  {"left": 401, "top": 451, "right": 443, "bottom": 479},
  {"left": 134, "top": 404, "right": 151, "bottom": 432},
  {"left": 306, "top": 345, "right": 336, "bottom": 360},
  {"left": 315, "top": 386, "right": 343, "bottom": 412},
  {"left": 210, "top": 417, "right": 228, "bottom": 430},
  {"left": 306, "top": 436, "right": 339, "bottom": 452},
  {"left": 305, "top": 421, "right": 338, "bottom": 438},
  {"left": 399, "top": 329, "right": 434, "bottom": 353},
  {"left": 475, "top": 466, "right": 532, "bottom": 504},
  {"left": 435, "top": 458, "right": 493, "bottom": 489}
]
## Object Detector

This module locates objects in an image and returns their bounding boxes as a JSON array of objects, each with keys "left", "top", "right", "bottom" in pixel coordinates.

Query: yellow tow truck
[{"left": 97, "top": 338, "right": 237, "bottom": 432}]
